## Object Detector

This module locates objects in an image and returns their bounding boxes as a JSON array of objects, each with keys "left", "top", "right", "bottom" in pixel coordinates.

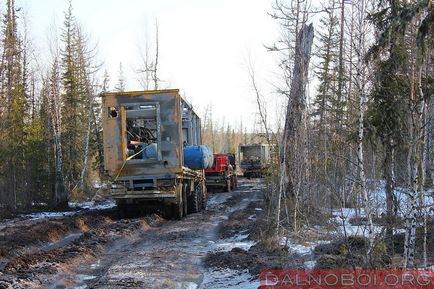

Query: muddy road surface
[{"left": 0, "top": 179, "right": 265, "bottom": 289}]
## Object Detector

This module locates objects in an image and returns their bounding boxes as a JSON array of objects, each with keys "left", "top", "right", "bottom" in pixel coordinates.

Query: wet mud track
[{"left": 0, "top": 179, "right": 264, "bottom": 289}]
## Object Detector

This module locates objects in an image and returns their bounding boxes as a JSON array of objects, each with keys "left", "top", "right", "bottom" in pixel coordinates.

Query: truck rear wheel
[
  {"left": 201, "top": 181, "right": 208, "bottom": 210},
  {"left": 171, "top": 184, "right": 184, "bottom": 220},
  {"left": 187, "top": 182, "right": 201, "bottom": 213}
]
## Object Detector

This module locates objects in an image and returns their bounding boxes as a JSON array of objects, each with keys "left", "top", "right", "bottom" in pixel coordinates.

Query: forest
[{"left": 0, "top": 0, "right": 432, "bottom": 275}]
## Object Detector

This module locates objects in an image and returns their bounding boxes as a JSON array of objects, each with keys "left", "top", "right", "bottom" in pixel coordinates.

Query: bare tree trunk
[
  {"left": 278, "top": 23, "right": 314, "bottom": 234},
  {"left": 384, "top": 141, "right": 396, "bottom": 251},
  {"left": 425, "top": 95, "right": 433, "bottom": 183},
  {"left": 354, "top": 0, "right": 374, "bottom": 265},
  {"left": 49, "top": 57, "right": 67, "bottom": 208},
  {"left": 248, "top": 63, "right": 272, "bottom": 144},
  {"left": 153, "top": 20, "right": 159, "bottom": 90},
  {"left": 419, "top": 69, "right": 428, "bottom": 269},
  {"left": 79, "top": 93, "right": 94, "bottom": 193}
]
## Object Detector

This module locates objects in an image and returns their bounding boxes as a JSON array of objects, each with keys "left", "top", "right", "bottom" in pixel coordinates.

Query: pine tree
[
  {"left": 312, "top": 0, "right": 340, "bottom": 209},
  {"left": 0, "top": 0, "right": 27, "bottom": 210}
]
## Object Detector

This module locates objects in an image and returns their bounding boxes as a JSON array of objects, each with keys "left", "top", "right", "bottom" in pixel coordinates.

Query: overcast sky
[{"left": 18, "top": 0, "right": 281, "bottom": 131}]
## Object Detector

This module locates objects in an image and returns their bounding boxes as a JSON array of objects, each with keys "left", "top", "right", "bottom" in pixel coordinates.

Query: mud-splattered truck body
[
  {"left": 239, "top": 144, "right": 271, "bottom": 178},
  {"left": 102, "top": 90, "right": 212, "bottom": 219}
]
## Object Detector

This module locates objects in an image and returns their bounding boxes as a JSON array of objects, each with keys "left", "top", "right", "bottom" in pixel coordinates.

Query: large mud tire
[
  {"left": 183, "top": 184, "right": 188, "bottom": 216},
  {"left": 201, "top": 180, "right": 208, "bottom": 210},
  {"left": 187, "top": 182, "right": 201, "bottom": 214},
  {"left": 171, "top": 184, "right": 184, "bottom": 220}
]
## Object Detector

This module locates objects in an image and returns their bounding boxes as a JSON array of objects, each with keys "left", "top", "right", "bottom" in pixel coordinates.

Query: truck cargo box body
[
  {"left": 239, "top": 143, "right": 272, "bottom": 178},
  {"left": 102, "top": 90, "right": 204, "bottom": 203}
]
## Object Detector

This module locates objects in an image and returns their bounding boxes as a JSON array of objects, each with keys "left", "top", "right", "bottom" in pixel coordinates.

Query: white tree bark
[
  {"left": 354, "top": 0, "right": 374, "bottom": 264},
  {"left": 49, "top": 57, "right": 67, "bottom": 207}
]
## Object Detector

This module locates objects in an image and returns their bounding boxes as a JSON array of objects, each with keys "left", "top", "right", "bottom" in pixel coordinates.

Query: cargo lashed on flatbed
[{"left": 102, "top": 90, "right": 210, "bottom": 219}]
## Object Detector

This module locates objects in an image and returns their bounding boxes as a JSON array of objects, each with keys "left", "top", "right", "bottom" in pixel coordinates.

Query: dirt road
[{"left": 0, "top": 179, "right": 265, "bottom": 289}]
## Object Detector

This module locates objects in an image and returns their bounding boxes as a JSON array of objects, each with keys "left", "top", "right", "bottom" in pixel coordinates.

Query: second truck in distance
[
  {"left": 239, "top": 143, "right": 272, "bottom": 178},
  {"left": 205, "top": 153, "right": 237, "bottom": 192}
]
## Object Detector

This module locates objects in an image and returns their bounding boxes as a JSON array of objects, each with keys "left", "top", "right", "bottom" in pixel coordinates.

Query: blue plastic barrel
[{"left": 183, "top": 145, "right": 213, "bottom": 170}]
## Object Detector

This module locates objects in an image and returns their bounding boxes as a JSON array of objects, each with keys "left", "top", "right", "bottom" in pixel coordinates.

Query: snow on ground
[
  {"left": 21, "top": 200, "right": 116, "bottom": 221},
  {"left": 24, "top": 211, "right": 77, "bottom": 220},
  {"left": 303, "top": 260, "right": 316, "bottom": 269},
  {"left": 69, "top": 199, "right": 116, "bottom": 211},
  {"left": 274, "top": 179, "right": 434, "bottom": 270},
  {"left": 280, "top": 237, "right": 329, "bottom": 256},
  {"left": 200, "top": 268, "right": 260, "bottom": 289},
  {"left": 330, "top": 208, "right": 383, "bottom": 237},
  {"left": 212, "top": 234, "right": 256, "bottom": 252},
  {"left": 368, "top": 180, "right": 434, "bottom": 217}
]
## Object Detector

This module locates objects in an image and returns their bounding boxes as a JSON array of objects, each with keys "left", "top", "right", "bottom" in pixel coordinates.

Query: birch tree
[{"left": 353, "top": 0, "right": 375, "bottom": 264}]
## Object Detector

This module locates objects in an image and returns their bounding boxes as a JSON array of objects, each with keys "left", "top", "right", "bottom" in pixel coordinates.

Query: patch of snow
[
  {"left": 200, "top": 268, "right": 259, "bottom": 289},
  {"left": 330, "top": 208, "right": 383, "bottom": 237},
  {"left": 254, "top": 208, "right": 262, "bottom": 211},
  {"left": 280, "top": 237, "right": 329, "bottom": 256},
  {"left": 24, "top": 211, "right": 76, "bottom": 220},
  {"left": 213, "top": 239, "right": 256, "bottom": 252},
  {"left": 176, "top": 282, "right": 198, "bottom": 289},
  {"left": 90, "top": 260, "right": 100, "bottom": 269},
  {"left": 367, "top": 180, "right": 434, "bottom": 217},
  {"left": 20, "top": 200, "right": 116, "bottom": 221},
  {"left": 247, "top": 214, "right": 256, "bottom": 221},
  {"left": 69, "top": 199, "right": 116, "bottom": 210},
  {"left": 205, "top": 225, "right": 257, "bottom": 254},
  {"left": 78, "top": 274, "right": 96, "bottom": 281},
  {"left": 304, "top": 260, "right": 316, "bottom": 269},
  {"left": 212, "top": 232, "right": 256, "bottom": 252}
]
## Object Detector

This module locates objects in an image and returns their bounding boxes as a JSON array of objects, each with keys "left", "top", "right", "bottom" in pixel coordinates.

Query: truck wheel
[
  {"left": 172, "top": 202, "right": 183, "bottom": 220},
  {"left": 183, "top": 184, "right": 188, "bottom": 216},
  {"left": 187, "top": 183, "right": 201, "bottom": 213},
  {"left": 201, "top": 181, "right": 208, "bottom": 210},
  {"left": 202, "top": 188, "right": 208, "bottom": 210},
  {"left": 171, "top": 184, "right": 184, "bottom": 220}
]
